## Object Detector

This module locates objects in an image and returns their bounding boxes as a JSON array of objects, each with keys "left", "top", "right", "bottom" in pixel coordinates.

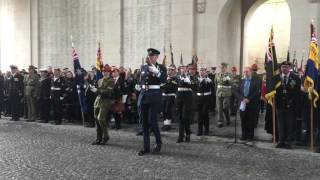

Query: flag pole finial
[{"left": 70, "top": 35, "right": 74, "bottom": 47}]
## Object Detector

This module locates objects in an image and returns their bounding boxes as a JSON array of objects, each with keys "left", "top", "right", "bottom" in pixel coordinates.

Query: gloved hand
[
  {"left": 184, "top": 77, "right": 191, "bottom": 84},
  {"left": 205, "top": 78, "right": 212, "bottom": 83},
  {"left": 135, "top": 84, "right": 141, "bottom": 91},
  {"left": 90, "top": 86, "right": 97, "bottom": 93},
  {"left": 148, "top": 65, "right": 159, "bottom": 75},
  {"left": 224, "top": 76, "right": 231, "bottom": 81}
]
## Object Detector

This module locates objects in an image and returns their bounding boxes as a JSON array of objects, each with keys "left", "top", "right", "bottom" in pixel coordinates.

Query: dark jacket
[
  {"left": 137, "top": 63, "right": 167, "bottom": 106},
  {"left": 274, "top": 73, "right": 300, "bottom": 110},
  {"left": 113, "top": 76, "right": 126, "bottom": 100},
  {"left": 239, "top": 76, "right": 261, "bottom": 110},
  {"left": 39, "top": 77, "right": 51, "bottom": 100}
]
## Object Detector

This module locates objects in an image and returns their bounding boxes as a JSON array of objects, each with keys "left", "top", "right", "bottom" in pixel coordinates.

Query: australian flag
[
  {"left": 72, "top": 47, "right": 87, "bottom": 113},
  {"left": 264, "top": 27, "right": 279, "bottom": 106}
]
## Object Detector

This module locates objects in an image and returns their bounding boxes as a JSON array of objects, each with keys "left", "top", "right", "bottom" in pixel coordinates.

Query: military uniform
[
  {"left": 176, "top": 70, "right": 197, "bottom": 143},
  {"left": 0, "top": 74, "right": 4, "bottom": 119},
  {"left": 24, "top": 66, "right": 40, "bottom": 122},
  {"left": 230, "top": 72, "right": 241, "bottom": 115},
  {"left": 93, "top": 72, "right": 115, "bottom": 145},
  {"left": 161, "top": 67, "right": 178, "bottom": 131},
  {"left": 215, "top": 65, "right": 232, "bottom": 127},
  {"left": 51, "top": 75, "right": 65, "bottom": 125},
  {"left": 275, "top": 62, "right": 300, "bottom": 148},
  {"left": 196, "top": 74, "right": 213, "bottom": 136},
  {"left": 137, "top": 48, "right": 167, "bottom": 156},
  {"left": 8, "top": 66, "right": 24, "bottom": 121},
  {"left": 207, "top": 68, "right": 216, "bottom": 112},
  {"left": 38, "top": 70, "right": 51, "bottom": 123},
  {"left": 63, "top": 77, "right": 76, "bottom": 122}
]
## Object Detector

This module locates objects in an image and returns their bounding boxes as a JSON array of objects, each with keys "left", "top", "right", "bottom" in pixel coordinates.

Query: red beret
[{"left": 251, "top": 64, "right": 258, "bottom": 71}]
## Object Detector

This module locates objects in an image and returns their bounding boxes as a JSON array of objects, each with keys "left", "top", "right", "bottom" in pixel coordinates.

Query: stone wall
[
  {"left": 1, "top": 0, "right": 320, "bottom": 71},
  {"left": 0, "top": 0, "right": 31, "bottom": 70},
  {"left": 38, "top": 0, "right": 121, "bottom": 69}
]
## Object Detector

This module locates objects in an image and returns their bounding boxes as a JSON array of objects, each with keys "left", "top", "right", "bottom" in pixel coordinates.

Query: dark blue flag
[{"left": 72, "top": 47, "right": 87, "bottom": 113}]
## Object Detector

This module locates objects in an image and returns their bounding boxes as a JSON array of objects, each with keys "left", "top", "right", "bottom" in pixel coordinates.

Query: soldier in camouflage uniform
[
  {"left": 230, "top": 67, "right": 241, "bottom": 116},
  {"left": 92, "top": 66, "right": 115, "bottom": 145},
  {"left": 24, "top": 65, "right": 40, "bottom": 122},
  {"left": 215, "top": 63, "right": 232, "bottom": 128}
]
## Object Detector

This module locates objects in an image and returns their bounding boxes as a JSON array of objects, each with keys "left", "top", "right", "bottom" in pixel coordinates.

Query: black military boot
[
  {"left": 91, "top": 140, "right": 101, "bottom": 145},
  {"left": 138, "top": 149, "right": 150, "bottom": 156},
  {"left": 100, "top": 137, "right": 109, "bottom": 145},
  {"left": 185, "top": 135, "right": 190, "bottom": 142},
  {"left": 176, "top": 137, "right": 184, "bottom": 143},
  {"left": 152, "top": 144, "right": 161, "bottom": 154}
]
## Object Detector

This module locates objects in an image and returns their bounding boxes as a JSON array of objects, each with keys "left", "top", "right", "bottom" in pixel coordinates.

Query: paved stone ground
[{"left": 0, "top": 116, "right": 320, "bottom": 180}]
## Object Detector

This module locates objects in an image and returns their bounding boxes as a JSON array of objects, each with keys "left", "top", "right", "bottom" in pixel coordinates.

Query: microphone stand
[{"left": 226, "top": 98, "right": 254, "bottom": 149}]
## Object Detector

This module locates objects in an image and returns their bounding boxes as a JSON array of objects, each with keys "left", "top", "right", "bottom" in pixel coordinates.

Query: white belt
[
  {"left": 162, "top": 93, "right": 176, "bottom": 97},
  {"left": 178, "top": 87, "right": 192, "bottom": 92},
  {"left": 197, "top": 92, "right": 212, "bottom": 96},
  {"left": 217, "top": 85, "right": 231, "bottom": 89},
  {"left": 51, "top": 87, "right": 61, "bottom": 91},
  {"left": 142, "top": 85, "right": 160, "bottom": 89}
]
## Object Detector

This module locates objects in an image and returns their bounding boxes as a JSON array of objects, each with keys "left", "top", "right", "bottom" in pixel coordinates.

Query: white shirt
[
  {"left": 114, "top": 76, "right": 119, "bottom": 84},
  {"left": 281, "top": 72, "right": 290, "bottom": 84}
]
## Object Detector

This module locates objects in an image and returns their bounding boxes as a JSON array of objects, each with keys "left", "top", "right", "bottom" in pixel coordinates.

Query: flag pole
[
  {"left": 310, "top": 99, "right": 314, "bottom": 151},
  {"left": 71, "top": 35, "right": 86, "bottom": 127},
  {"left": 272, "top": 96, "right": 276, "bottom": 144}
]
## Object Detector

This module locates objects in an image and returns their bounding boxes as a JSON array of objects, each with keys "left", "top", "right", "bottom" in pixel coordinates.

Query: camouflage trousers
[
  {"left": 94, "top": 106, "right": 110, "bottom": 141},
  {"left": 217, "top": 96, "right": 231, "bottom": 126}
]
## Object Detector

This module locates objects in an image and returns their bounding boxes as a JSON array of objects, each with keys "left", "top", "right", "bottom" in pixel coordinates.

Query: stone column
[{"left": 30, "top": 0, "right": 39, "bottom": 67}]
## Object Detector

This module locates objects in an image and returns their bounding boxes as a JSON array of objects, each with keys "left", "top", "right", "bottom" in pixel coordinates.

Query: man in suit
[
  {"left": 112, "top": 67, "right": 126, "bottom": 129},
  {"left": 250, "top": 63, "right": 262, "bottom": 128},
  {"left": 38, "top": 68, "right": 51, "bottom": 123},
  {"left": 275, "top": 61, "right": 300, "bottom": 149},
  {"left": 137, "top": 48, "right": 167, "bottom": 156},
  {"left": 239, "top": 67, "right": 260, "bottom": 141}
]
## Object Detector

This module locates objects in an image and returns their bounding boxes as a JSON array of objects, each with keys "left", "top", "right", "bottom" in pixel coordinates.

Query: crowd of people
[{"left": 1, "top": 47, "right": 319, "bottom": 155}]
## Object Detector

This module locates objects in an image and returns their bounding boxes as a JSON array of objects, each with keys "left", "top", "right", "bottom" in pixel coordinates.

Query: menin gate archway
[
  {"left": 243, "top": 0, "right": 291, "bottom": 72},
  {"left": 217, "top": 0, "right": 291, "bottom": 73}
]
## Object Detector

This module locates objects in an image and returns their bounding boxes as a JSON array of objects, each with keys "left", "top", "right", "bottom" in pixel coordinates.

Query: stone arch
[
  {"left": 216, "top": 0, "right": 242, "bottom": 70},
  {"left": 216, "top": 0, "right": 291, "bottom": 72},
  {"left": 243, "top": 0, "right": 292, "bottom": 70}
]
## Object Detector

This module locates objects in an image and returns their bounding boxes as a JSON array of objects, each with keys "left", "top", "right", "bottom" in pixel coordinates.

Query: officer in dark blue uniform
[
  {"left": 275, "top": 61, "right": 300, "bottom": 149},
  {"left": 137, "top": 48, "right": 167, "bottom": 156}
]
